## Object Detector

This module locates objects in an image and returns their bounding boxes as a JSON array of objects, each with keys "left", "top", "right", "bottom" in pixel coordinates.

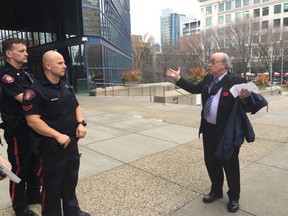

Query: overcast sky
[{"left": 130, "top": 0, "right": 201, "bottom": 43}]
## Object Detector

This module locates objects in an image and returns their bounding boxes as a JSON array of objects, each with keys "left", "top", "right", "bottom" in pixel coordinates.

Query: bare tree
[{"left": 131, "top": 33, "right": 158, "bottom": 83}]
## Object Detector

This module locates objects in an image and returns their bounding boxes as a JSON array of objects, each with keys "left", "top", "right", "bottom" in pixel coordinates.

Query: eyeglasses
[{"left": 208, "top": 60, "right": 226, "bottom": 65}]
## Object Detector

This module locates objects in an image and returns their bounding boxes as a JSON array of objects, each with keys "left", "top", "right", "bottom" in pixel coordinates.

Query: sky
[{"left": 130, "top": 0, "right": 201, "bottom": 43}]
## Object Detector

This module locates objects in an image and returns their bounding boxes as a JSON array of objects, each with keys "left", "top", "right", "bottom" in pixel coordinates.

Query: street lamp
[{"left": 269, "top": 47, "right": 273, "bottom": 86}]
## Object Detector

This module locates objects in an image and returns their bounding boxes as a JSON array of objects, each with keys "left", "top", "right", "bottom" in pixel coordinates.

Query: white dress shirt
[{"left": 205, "top": 72, "right": 227, "bottom": 124}]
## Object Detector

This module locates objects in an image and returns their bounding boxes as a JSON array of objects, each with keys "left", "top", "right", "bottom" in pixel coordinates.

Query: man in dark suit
[{"left": 167, "top": 52, "right": 251, "bottom": 213}]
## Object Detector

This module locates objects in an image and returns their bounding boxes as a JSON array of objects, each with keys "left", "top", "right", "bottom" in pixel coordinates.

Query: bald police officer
[{"left": 22, "top": 50, "right": 90, "bottom": 216}]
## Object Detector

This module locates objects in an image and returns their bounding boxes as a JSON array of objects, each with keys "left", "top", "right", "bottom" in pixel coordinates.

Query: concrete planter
[{"left": 124, "top": 81, "right": 140, "bottom": 86}]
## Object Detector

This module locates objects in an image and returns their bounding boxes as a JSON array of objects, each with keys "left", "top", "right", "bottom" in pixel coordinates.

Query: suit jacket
[
  {"left": 175, "top": 72, "right": 247, "bottom": 137},
  {"left": 215, "top": 98, "right": 255, "bottom": 161}
]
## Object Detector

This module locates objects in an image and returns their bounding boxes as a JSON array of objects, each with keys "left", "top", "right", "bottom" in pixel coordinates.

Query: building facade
[
  {"left": 198, "top": 0, "right": 288, "bottom": 76},
  {"left": 182, "top": 19, "right": 201, "bottom": 36},
  {"left": 199, "top": 0, "right": 288, "bottom": 32},
  {"left": 0, "top": 0, "right": 132, "bottom": 94}
]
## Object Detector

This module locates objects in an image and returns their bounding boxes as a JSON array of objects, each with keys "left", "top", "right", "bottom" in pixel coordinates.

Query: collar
[
  {"left": 41, "top": 74, "right": 63, "bottom": 87},
  {"left": 217, "top": 72, "right": 228, "bottom": 81}
]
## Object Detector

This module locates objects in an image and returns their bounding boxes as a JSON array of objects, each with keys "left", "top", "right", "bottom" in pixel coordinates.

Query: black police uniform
[
  {"left": 0, "top": 63, "right": 40, "bottom": 212},
  {"left": 22, "top": 75, "right": 82, "bottom": 216}
]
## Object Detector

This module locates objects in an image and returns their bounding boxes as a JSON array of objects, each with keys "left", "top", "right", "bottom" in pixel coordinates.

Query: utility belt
[
  {"left": 0, "top": 113, "right": 27, "bottom": 135},
  {"left": 43, "top": 136, "right": 79, "bottom": 153}
]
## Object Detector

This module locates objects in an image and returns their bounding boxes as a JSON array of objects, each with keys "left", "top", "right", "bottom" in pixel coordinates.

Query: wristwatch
[{"left": 78, "top": 120, "right": 87, "bottom": 127}]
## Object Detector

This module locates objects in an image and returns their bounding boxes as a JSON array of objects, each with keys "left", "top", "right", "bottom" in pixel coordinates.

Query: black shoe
[
  {"left": 78, "top": 210, "right": 91, "bottom": 216},
  {"left": 202, "top": 193, "right": 223, "bottom": 203},
  {"left": 15, "top": 207, "right": 38, "bottom": 216},
  {"left": 227, "top": 200, "right": 239, "bottom": 213}
]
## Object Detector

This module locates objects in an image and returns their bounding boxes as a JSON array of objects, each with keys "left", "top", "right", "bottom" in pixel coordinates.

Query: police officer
[
  {"left": 22, "top": 50, "right": 90, "bottom": 216},
  {"left": 0, "top": 38, "right": 40, "bottom": 216}
]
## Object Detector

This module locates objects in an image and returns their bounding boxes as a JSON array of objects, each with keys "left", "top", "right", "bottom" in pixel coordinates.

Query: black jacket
[
  {"left": 215, "top": 92, "right": 268, "bottom": 160},
  {"left": 215, "top": 99, "right": 255, "bottom": 161}
]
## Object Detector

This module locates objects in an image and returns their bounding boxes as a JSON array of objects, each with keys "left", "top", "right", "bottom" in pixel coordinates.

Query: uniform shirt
[
  {"left": 22, "top": 75, "right": 79, "bottom": 137},
  {"left": 0, "top": 63, "right": 34, "bottom": 116}
]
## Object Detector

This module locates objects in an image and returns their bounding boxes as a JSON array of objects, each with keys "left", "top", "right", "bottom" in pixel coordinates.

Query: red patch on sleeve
[
  {"left": 23, "top": 105, "right": 33, "bottom": 111},
  {"left": 2, "top": 74, "right": 15, "bottom": 83},
  {"left": 23, "top": 90, "right": 35, "bottom": 100}
]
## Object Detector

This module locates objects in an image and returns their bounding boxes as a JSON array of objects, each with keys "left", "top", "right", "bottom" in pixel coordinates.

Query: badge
[
  {"left": 23, "top": 89, "right": 35, "bottom": 100},
  {"left": 2, "top": 74, "right": 15, "bottom": 83}
]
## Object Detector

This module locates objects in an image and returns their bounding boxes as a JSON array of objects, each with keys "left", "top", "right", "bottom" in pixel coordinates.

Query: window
[
  {"left": 243, "top": 11, "right": 249, "bottom": 19},
  {"left": 235, "top": 0, "right": 241, "bottom": 8},
  {"left": 261, "top": 35, "right": 268, "bottom": 43},
  {"left": 253, "top": 22, "right": 260, "bottom": 31},
  {"left": 254, "top": 8, "right": 260, "bottom": 17},
  {"left": 219, "top": 3, "right": 224, "bottom": 12},
  {"left": 225, "top": 38, "right": 231, "bottom": 46},
  {"left": 262, "top": 7, "right": 269, "bottom": 16},
  {"left": 253, "top": 35, "right": 259, "bottom": 43},
  {"left": 273, "top": 33, "right": 280, "bottom": 41},
  {"left": 206, "top": 29, "right": 212, "bottom": 37},
  {"left": 226, "top": 1, "right": 232, "bottom": 10},
  {"left": 262, "top": 0, "right": 269, "bottom": 2},
  {"left": 243, "top": 0, "right": 249, "bottom": 7},
  {"left": 218, "top": 16, "right": 224, "bottom": 24},
  {"left": 284, "top": 3, "right": 288, "bottom": 12},
  {"left": 226, "top": 14, "right": 232, "bottom": 23},
  {"left": 218, "top": 39, "right": 224, "bottom": 47},
  {"left": 274, "top": 4, "right": 281, "bottom": 14},
  {"left": 206, "top": 17, "right": 212, "bottom": 26},
  {"left": 218, "top": 28, "right": 224, "bottom": 36},
  {"left": 262, "top": 20, "right": 269, "bottom": 29},
  {"left": 273, "top": 19, "right": 280, "bottom": 28},
  {"left": 254, "top": 0, "right": 260, "bottom": 4},
  {"left": 283, "top": 32, "right": 288, "bottom": 40},
  {"left": 235, "top": 12, "right": 242, "bottom": 20},
  {"left": 206, "top": 6, "right": 212, "bottom": 15},
  {"left": 252, "top": 48, "right": 258, "bottom": 56},
  {"left": 284, "top": 17, "right": 288, "bottom": 26}
]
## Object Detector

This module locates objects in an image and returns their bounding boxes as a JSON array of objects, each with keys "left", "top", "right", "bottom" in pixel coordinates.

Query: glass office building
[{"left": 0, "top": 0, "right": 132, "bottom": 94}]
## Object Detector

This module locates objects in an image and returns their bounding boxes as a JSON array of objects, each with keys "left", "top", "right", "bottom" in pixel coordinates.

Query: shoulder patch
[
  {"left": 2, "top": 74, "right": 15, "bottom": 83},
  {"left": 23, "top": 89, "right": 35, "bottom": 100}
]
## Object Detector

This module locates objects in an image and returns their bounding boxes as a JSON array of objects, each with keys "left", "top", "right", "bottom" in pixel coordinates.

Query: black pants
[
  {"left": 4, "top": 122, "right": 41, "bottom": 211},
  {"left": 202, "top": 121, "right": 240, "bottom": 201},
  {"left": 41, "top": 138, "right": 81, "bottom": 216}
]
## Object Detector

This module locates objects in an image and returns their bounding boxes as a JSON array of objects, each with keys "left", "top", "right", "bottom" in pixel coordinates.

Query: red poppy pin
[{"left": 223, "top": 92, "right": 229, "bottom": 96}]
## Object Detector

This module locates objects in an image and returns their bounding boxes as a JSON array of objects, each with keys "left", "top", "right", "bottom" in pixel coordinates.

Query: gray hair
[{"left": 219, "top": 52, "right": 231, "bottom": 69}]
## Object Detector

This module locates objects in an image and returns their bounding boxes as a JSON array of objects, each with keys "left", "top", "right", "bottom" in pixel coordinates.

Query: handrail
[
  {"left": 270, "top": 84, "right": 282, "bottom": 95},
  {"left": 173, "top": 86, "right": 191, "bottom": 98}
]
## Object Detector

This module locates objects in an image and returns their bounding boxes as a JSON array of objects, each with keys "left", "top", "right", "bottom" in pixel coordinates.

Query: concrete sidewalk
[{"left": 0, "top": 93, "right": 288, "bottom": 215}]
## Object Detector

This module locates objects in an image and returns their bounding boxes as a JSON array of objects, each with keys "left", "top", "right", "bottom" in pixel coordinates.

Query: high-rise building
[
  {"left": 161, "top": 9, "right": 180, "bottom": 47},
  {"left": 182, "top": 19, "right": 201, "bottom": 36},
  {"left": 161, "top": 9, "right": 197, "bottom": 48},
  {"left": 0, "top": 0, "right": 132, "bottom": 94}
]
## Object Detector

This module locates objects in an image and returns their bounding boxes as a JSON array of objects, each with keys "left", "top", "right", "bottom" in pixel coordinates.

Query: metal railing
[{"left": 92, "top": 82, "right": 196, "bottom": 105}]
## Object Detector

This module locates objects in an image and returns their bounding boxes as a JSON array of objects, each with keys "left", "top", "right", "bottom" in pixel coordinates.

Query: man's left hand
[{"left": 239, "top": 88, "right": 250, "bottom": 99}]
